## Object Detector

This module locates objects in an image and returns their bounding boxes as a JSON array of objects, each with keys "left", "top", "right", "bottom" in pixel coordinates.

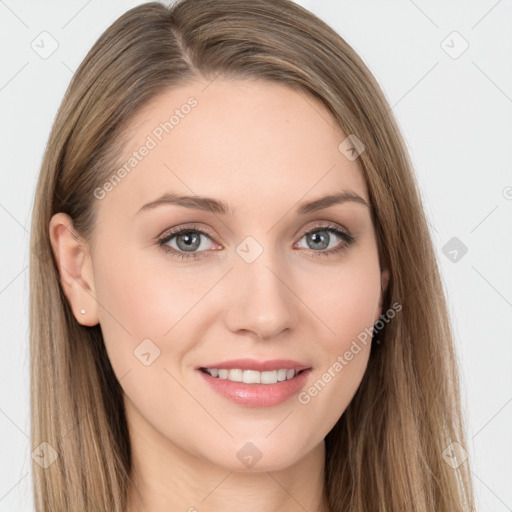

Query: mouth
[
  {"left": 199, "top": 367, "right": 309, "bottom": 384},
  {"left": 197, "top": 364, "right": 313, "bottom": 408}
]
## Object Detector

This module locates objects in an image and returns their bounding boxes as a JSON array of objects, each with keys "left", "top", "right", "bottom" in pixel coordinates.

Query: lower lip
[{"left": 197, "top": 368, "right": 312, "bottom": 408}]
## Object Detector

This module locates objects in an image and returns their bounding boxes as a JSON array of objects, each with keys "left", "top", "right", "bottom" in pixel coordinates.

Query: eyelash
[{"left": 157, "top": 223, "right": 355, "bottom": 261}]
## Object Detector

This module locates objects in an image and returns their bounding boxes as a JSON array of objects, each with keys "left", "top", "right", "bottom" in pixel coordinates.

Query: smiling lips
[
  {"left": 197, "top": 358, "right": 312, "bottom": 407},
  {"left": 199, "top": 358, "right": 310, "bottom": 384}
]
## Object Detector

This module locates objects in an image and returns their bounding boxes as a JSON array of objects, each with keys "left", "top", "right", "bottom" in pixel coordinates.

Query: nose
[{"left": 223, "top": 245, "right": 299, "bottom": 340}]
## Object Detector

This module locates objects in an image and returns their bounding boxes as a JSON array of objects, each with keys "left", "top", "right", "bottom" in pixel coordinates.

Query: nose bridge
[{"left": 223, "top": 236, "right": 298, "bottom": 338}]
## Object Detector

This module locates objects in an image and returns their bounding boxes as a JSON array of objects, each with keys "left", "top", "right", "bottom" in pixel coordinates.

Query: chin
[{"left": 199, "top": 436, "right": 315, "bottom": 473}]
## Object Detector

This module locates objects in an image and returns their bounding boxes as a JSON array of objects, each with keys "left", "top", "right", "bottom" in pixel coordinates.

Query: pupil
[
  {"left": 178, "top": 232, "right": 200, "bottom": 251},
  {"left": 309, "top": 231, "right": 328, "bottom": 250}
]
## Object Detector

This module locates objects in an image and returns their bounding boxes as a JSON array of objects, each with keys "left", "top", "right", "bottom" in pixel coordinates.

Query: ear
[
  {"left": 48, "top": 213, "right": 99, "bottom": 326},
  {"left": 376, "top": 268, "right": 390, "bottom": 322}
]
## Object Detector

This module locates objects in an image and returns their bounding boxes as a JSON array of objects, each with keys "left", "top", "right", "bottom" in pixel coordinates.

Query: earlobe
[{"left": 48, "top": 213, "right": 99, "bottom": 326}]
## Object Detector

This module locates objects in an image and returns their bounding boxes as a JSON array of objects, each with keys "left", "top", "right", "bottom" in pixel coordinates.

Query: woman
[{"left": 30, "top": 0, "right": 474, "bottom": 510}]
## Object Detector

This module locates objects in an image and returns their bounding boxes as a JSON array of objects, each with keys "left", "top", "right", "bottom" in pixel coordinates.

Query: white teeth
[
  {"left": 228, "top": 369, "right": 243, "bottom": 382},
  {"left": 277, "top": 369, "right": 287, "bottom": 381},
  {"left": 204, "top": 368, "right": 300, "bottom": 384},
  {"left": 260, "top": 371, "right": 277, "bottom": 384},
  {"left": 243, "top": 370, "right": 261, "bottom": 384}
]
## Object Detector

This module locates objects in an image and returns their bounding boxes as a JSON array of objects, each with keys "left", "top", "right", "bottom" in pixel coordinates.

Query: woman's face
[{"left": 85, "top": 78, "right": 388, "bottom": 472}]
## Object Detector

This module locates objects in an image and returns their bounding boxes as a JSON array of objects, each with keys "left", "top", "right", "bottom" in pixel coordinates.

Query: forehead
[{"left": 98, "top": 78, "right": 369, "bottom": 217}]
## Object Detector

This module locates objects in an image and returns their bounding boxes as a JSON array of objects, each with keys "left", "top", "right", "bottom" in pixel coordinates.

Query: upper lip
[{"left": 197, "top": 358, "right": 311, "bottom": 372}]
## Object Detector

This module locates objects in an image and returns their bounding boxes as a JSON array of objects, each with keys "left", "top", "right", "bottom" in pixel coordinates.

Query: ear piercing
[{"left": 80, "top": 309, "right": 86, "bottom": 315}]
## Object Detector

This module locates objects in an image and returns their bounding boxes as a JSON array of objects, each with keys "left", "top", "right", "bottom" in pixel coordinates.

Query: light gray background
[{"left": 1, "top": 1, "right": 511, "bottom": 510}]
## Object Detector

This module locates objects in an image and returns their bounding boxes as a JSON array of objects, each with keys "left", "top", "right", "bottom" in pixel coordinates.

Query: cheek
[
  {"left": 306, "top": 251, "right": 382, "bottom": 351},
  {"left": 91, "top": 246, "right": 174, "bottom": 369},
  {"left": 92, "top": 243, "right": 218, "bottom": 377},
  {"left": 313, "top": 272, "right": 377, "bottom": 377},
  {"left": 294, "top": 250, "right": 381, "bottom": 429}
]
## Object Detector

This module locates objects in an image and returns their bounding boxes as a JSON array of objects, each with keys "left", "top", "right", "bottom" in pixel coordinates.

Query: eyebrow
[{"left": 136, "top": 190, "right": 368, "bottom": 216}]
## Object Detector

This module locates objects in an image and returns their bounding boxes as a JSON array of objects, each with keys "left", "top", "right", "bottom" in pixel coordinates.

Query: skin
[{"left": 49, "top": 78, "right": 389, "bottom": 512}]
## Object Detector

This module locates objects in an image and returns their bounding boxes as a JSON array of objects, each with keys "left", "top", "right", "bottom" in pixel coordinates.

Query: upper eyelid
[
  {"left": 158, "top": 222, "right": 350, "bottom": 242},
  {"left": 297, "top": 222, "right": 350, "bottom": 238},
  {"left": 158, "top": 224, "right": 216, "bottom": 243}
]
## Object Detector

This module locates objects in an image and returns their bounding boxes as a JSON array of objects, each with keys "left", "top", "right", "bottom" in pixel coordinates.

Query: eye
[
  {"left": 295, "top": 224, "right": 354, "bottom": 257},
  {"left": 158, "top": 225, "right": 217, "bottom": 260},
  {"left": 157, "top": 222, "right": 355, "bottom": 261}
]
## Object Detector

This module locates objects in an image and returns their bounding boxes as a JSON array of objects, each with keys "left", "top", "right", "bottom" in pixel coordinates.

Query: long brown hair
[{"left": 30, "top": 0, "right": 474, "bottom": 510}]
